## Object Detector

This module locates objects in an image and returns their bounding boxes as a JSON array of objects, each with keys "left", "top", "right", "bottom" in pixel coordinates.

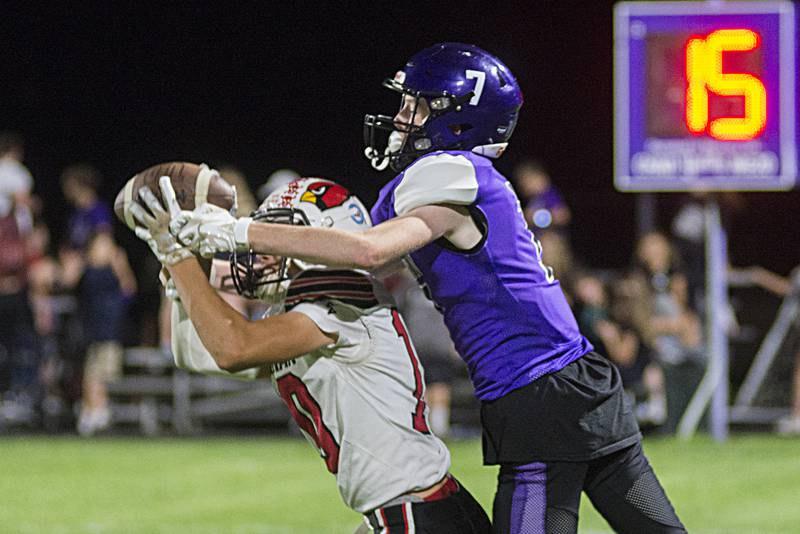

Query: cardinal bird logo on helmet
[{"left": 300, "top": 181, "right": 350, "bottom": 210}]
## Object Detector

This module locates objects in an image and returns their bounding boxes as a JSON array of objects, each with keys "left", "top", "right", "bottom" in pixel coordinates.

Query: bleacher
[
  {"left": 107, "top": 347, "right": 289, "bottom": 435},
  {"left": 106, "top": 346, "right": 482, "bottom": 437}
]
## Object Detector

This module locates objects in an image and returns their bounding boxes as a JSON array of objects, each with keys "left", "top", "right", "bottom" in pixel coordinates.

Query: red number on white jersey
[
  {"left": 276, "top": 373, "right": 341, "bottom": 473},
  {"left": 391, "top": 309, "right": 431, "bottom": 434}
]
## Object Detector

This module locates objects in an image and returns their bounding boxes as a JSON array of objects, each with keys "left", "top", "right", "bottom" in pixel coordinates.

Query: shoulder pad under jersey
[{"left": 394, "top": 153, "right": 479, "bottom": 215}]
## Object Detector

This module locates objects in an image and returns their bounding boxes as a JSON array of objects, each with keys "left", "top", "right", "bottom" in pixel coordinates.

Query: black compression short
[{"left": 481, "top": 351, "right": 641, "bottom": 464}]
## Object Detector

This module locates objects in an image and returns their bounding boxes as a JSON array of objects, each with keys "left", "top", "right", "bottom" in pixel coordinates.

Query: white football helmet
[{"left": 228, "top": 178, "right": 372, "bottom": 308}]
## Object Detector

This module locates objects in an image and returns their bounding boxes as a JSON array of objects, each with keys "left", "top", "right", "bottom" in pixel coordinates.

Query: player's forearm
[
  {"left": 169, "top": 299, "right": 261, "bottom": 380},
  {"left": 167, "top": 257, "right": 253, "bottom": 370},
  {"left": 246, "top": 223, "right": 370, "bottom": 268},
  {"left": 166, "top": 257, "right": 328, "bottom": 371},
  {"left": 246, "top": 216, "right": 434, "bottom": 270}
]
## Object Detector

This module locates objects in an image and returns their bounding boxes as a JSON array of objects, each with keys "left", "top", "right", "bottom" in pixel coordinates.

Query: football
[{"left": 114, "top": 162, "right": 236, "bottom": 230}]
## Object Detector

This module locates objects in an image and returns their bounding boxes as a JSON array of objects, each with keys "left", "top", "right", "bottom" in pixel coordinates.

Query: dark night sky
[{"left": 3, "top": 1, "right": 798, "bottom": 273}]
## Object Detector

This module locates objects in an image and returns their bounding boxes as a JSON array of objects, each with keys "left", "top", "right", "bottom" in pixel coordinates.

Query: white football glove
[
  {"left": 175, "top": 203, "right": 252, "bottom": 258},
  {"left": 129, "top": 176, "right": 194, "bottom": 266},
  {"left": 130, "top": 229, "right": 181, "bottom": 302}
]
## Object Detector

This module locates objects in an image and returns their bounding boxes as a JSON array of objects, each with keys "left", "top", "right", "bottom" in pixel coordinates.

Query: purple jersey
[{"left": 371, "top": 151, "right": 592, "bottom": 400}]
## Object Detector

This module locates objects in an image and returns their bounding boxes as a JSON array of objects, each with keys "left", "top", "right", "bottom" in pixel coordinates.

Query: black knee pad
[
  {"left": 586, "top": 445, "right": 686, "bottom": 533},
  {"left": 623, "top": 468, "right": 684, "bottom": 528},
  {"left": 545, "top": 507, "right": 578, "bottom": 534}
]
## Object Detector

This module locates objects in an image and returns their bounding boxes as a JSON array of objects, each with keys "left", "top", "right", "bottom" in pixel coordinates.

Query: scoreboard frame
[{"left": 614, "top": 1, "right": 796, "bottom": 192}]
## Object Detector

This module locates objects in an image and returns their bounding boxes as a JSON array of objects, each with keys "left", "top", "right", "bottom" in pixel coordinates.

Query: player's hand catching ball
[
  {"left": 129, "top": 176, "right": 194, "bottom": 266},
  {"left": 174, "top": 203, "right": 253, "bottom": 258}
]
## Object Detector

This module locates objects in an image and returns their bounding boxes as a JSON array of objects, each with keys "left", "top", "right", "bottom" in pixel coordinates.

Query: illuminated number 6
[
  {"left": 685, "top": 28, "right": 767, "bottom": 141},
  {"left": 465, "top": 70, "right": 485, "bottom": 105}
]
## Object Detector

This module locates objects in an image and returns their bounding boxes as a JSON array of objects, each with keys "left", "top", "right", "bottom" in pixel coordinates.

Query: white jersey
[
  {"left": 271, "top": 300, "right": 450, "bottom": 512},
  {"left": 170, "top": 270, "right": 450, "bottom": 513}
]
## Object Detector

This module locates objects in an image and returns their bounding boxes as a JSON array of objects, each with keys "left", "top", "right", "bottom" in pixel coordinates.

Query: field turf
[{"left": 0, "top": 434, "right": 797, "bottom": 533}]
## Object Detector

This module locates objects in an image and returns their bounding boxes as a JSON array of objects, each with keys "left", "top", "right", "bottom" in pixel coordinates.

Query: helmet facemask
[
  {"left": 364, "top": 76, "right": 475, "bottom": 172},
  {"left": 228, "top": 207, "right": 311, "bottom": 306}
]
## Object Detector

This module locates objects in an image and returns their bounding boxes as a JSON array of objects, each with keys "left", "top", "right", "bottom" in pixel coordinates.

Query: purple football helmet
[{"left": 364, "top": 43, "right": 524, "bottom": 171}]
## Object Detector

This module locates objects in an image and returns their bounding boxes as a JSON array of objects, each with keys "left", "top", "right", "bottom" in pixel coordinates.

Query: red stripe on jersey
[
  {"left": 391, "top": 309, "right": 430, "bottom": 434},
  {"left": 378, "top": 508, "right": 390, "bottom": 533},
  {"left": 401, "top": 503, "right": 410, "bottom": 534}
]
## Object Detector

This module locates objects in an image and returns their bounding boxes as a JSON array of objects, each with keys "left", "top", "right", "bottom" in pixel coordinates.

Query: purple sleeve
[{"left": 370, "top": 177, "right": 400, "bottom": 225}]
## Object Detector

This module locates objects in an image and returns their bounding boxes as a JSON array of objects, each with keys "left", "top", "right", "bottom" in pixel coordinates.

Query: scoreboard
[{"left": 614, "top": 1, "right": 796, "bottom": 191}]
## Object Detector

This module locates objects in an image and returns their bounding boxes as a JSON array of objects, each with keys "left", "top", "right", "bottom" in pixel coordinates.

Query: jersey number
[
  {"left": 504, "top": 182, "right": 555, "bottom": 282},
  {"left": 465, "top": 70, "right": 485, "bottom": 106},
  {"left": 391, "top": 309, "right": 431, "bottom": 434},
  {"left": 276, "top": 374, "right": 341, "bottom": 473}
]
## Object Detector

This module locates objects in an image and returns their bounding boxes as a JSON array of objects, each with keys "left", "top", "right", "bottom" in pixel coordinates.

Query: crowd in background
[
  {"left": 0, "top": 133, "right": 138, "bottom": 435},
  {"left": 511, "top": 161, "right": 800, "bottom": 436},
  {"left": 1, "top": 130, "right": 798, "bottom": 438}
]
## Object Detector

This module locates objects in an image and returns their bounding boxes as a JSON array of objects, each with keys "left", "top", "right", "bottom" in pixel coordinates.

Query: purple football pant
[{"left": 492, "top": 443, "right": 686, "bottom": 534}]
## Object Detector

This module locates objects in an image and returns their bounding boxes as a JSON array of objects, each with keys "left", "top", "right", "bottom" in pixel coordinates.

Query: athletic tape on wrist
[{"left": 234, "top": 217, "right": 253, "bottom": 248}]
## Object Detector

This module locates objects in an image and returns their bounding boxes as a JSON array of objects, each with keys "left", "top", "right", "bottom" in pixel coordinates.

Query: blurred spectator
[
  {"left": 61, "top": 163, "right": 112, "bottom": 250},
  {"left": 0, "top": 132, "right": 33, "bottom": 224},
  {"left": 512, "top": 159, "right": 571, "bottom": 233},
  {"left": 539, "top": 231, "right": 577, "bottom": 299},
  {"left": 387, "top": 272, "right": 461, "bottom": 439},
  {"left": 573, "top": 272, "right": 666, "bottom": 426},
  {"left": 75, "top": 232, "right": 136, "bottom": 436},
  {"left": 671, "top": 192, "right": 707, "bottom": 313},
  {"left": 27, "top": 226, "right": 74, "bottom": 430},
  {"left": 0, "top": 132, "right": 39, "bottom": 418},
  {"left": 672, "top": 192, "right": 747, "bottom": 315},
  {"left": 612, "top": 276, "right": 669, "bottom": 426},
  {"left": 257, "top": 168, "right": 300, "bottom": 202},
  {"left": 630, "top": 231, "right": 705, "bottom": 433},
  {"left": 60, "top": 163, "right": 137, "bottom": 435},
  {"left": 26, "top": 206, "right": 57, "bottom": 341}
]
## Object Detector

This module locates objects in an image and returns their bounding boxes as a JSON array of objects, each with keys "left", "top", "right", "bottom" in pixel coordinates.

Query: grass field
[{"left": 0, "top": 434, "right": 797, "bottom": 533}]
